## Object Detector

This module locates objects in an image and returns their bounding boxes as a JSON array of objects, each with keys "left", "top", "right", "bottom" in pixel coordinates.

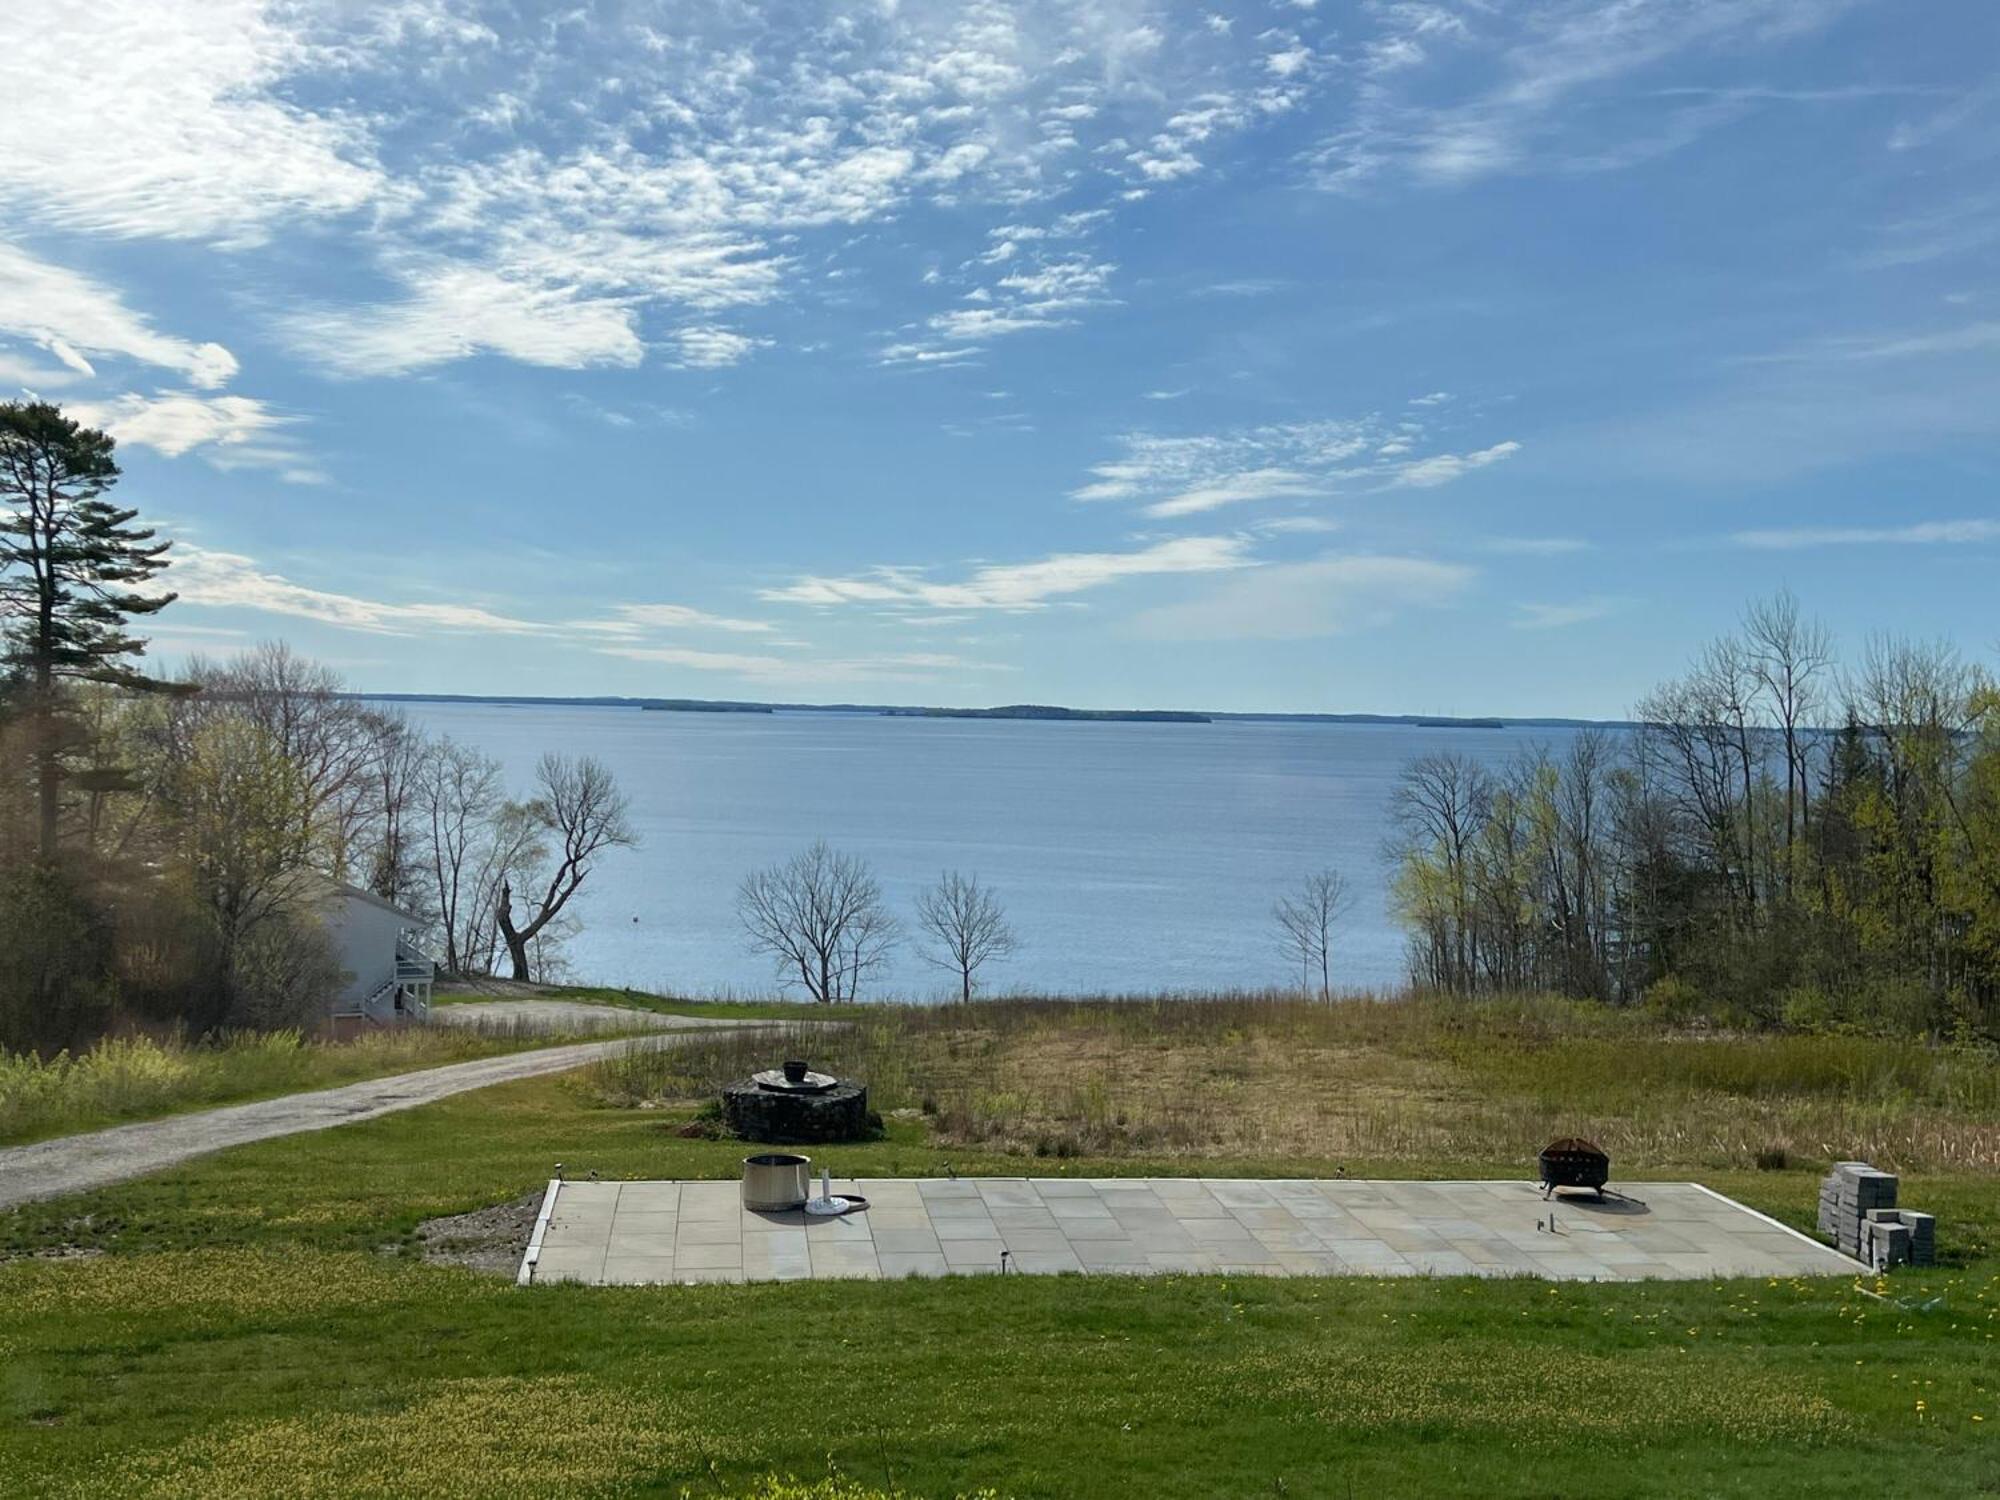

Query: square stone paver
[{"left": 526, "top": 1177, "right": 1867, "bottom": 1287}]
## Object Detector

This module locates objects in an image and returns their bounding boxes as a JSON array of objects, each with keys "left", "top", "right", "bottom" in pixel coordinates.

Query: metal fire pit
[
  {"left": 1538, "top": 1137, "right": 1610, "bottom": 1199},
  {"left": 741, "top": 1152, "right": 812, "bottom": 1210}
]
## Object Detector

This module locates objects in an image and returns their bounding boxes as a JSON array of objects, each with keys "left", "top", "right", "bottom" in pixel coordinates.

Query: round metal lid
[{"left": 750, "top": 1068, "right": 839, "bottom": 1093}]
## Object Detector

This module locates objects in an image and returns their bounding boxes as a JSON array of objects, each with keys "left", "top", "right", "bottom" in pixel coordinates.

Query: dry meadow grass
[{"left": 585, "top": 994, "right": 2000, "bottom": 1174}]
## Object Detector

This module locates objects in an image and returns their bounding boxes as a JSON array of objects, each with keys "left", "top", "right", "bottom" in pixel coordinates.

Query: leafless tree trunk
[
  {"left": 361, "top": 708, "right": 426, "bottom": 907},
  {"left": 1744, "top": 589, "right": 1833, "bottom": 886},
  {"left": 916, "top": 870, "right": 1018, "bottom": 1001},
  {"left": 414, "top": 736, "right": 504, "bottom": 975},
  {"left": 1388, "top": 753, "right": 1492, "bottom": 993},
  {"left": 494, "top": 754, "right": 635, "bottom": 982},
  {"left": 1273, "top": 868, "right": 1353, "bottom": 1000},
  {"left": 737, "top": 840, "right": 897, "bottom": 1003},
  {"left": 183, "top": 643, "right": 382, "bottom": 877}
]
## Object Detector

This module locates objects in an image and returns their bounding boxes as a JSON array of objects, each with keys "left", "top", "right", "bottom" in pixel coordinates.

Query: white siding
[{"left": 324, "top": 897, "right": 408, "bottom": 1012}]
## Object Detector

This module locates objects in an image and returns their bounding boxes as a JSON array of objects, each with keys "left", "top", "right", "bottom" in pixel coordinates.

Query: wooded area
[
  {"left": 0, "top": 402, "right": 632, "bottom": 1053},
  {"left": 1389, "top": 593, "right": 2000, "bottom": 1036}
]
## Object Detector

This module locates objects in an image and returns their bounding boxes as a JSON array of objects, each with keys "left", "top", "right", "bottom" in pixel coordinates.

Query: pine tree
[{"left": 0, "top": 401, "right": 181, "bottom": 858}]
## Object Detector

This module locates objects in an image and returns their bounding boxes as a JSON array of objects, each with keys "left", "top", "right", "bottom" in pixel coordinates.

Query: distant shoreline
[{"left": 357, "top": 691, "right": 1634, "bottom": 730}]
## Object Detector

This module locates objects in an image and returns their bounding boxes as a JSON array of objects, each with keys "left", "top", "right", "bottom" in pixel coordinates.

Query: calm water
[{"left": 395, "top": 703, "right": 1595, "bottom": 999}]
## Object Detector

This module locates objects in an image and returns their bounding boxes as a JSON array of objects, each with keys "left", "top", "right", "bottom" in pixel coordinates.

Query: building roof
[{"left": 303, "top": 870, "right": 426, "bottom": 926}]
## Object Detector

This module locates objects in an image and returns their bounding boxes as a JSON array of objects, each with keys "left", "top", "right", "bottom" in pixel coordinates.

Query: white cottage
[{"left": 311, "top": 876, "right": 437, "bottom": 1030}]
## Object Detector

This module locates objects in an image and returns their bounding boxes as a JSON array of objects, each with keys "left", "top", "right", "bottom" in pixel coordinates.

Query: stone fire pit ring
[{"left": 721, "top": 1074, "right": 871, "bottom": 1144}]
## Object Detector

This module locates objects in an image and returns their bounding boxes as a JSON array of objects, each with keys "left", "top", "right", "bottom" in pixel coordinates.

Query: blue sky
[{"left": 2, "top": 0, "right": 1996, "bottom": 718}]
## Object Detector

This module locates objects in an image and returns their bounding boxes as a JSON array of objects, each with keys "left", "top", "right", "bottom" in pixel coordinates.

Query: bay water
[{"left": 395, "top": 702, "right": 1596, "bottom": 1000}]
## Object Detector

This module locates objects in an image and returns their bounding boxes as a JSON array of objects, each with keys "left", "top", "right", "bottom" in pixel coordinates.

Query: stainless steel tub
[{"left": 741, "top": 1152, "right": 812, "bottom": 1211}]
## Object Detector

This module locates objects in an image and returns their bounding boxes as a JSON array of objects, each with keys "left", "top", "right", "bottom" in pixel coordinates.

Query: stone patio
[{"left": 520, "top": 1177, "right": 1865, "bottom": 1286}]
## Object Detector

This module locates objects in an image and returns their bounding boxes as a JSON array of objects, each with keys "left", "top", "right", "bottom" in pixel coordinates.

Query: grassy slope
[{"left": 3, "top": 1065, "right": 1997, "bottom": 1499}]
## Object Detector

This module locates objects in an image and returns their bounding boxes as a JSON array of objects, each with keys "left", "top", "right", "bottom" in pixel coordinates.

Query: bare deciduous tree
[
  {"left": 361, "top": 708, "right": 426, "bottom": 907},
  {"left": 1387, "top": 753, "right": 1492, "bottom": 993},
  {"left": 414, "top": 736, "right": 504, "bottom": 975},
  {"left": 1744, "top": 589, "right": 1833, "bottom": 870},
  {"left": 737, "top": 839, "right": 897, "bottom": 1003},
  {"left": 495, "top": 754, "right": 635, "bottom": 982},
  {"left": 915, "top": 869, "right": 1017, "bottom": 1002},
  {"left": 1274, "top": 867, "right": 1353, "bottom": 1000},
  {"left": 181, "top": 643, "right": 383, "bottom": 877}
]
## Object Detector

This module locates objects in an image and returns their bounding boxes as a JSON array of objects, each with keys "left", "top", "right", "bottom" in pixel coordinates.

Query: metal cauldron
[{"left": 741, "top": 1151, "right": 812, "bottom": 1211}]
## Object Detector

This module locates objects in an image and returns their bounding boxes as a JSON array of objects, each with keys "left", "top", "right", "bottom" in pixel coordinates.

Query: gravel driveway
[{"left": 0, "top": 1021, "right": 782, "bottom": 1212}]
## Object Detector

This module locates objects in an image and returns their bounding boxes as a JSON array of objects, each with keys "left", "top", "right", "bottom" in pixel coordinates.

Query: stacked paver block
[
  {"left": 1864, "top": 1208, "right": 1936, "bottom": 1269},
  {"left": 1818, "top": 1162, "right": 1936, "bottom": 1268},
  {"left": 1817, "top": 1162, "right": 1895, "bottom": 1258}
]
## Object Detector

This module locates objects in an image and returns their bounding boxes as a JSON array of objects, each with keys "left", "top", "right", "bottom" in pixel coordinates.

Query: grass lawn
[{"left": 3, "top": 998, "right": 1997, "bottom": 1498}]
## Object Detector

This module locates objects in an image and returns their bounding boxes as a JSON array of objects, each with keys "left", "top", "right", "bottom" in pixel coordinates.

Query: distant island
[{"left": 359, "top": 692, "right": 1631, "bottom": 728}]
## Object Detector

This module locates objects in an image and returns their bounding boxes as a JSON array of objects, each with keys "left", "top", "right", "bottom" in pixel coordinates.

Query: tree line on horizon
[{"left": 1386, "top": 591, "right": 2000, "bottom": 1038}]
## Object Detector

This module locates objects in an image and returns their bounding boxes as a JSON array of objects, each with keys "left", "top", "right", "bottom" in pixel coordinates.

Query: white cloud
[
  {"left": 1145, "top": 467, "right": 1322, "bottom": 519},
  {"left": 1391, "top": 440, "right": 1520, "bottom": 488},
  {"left": 597, "top": 644, "right": 1003, "bottom": 683},
  {"left": 0, "top": 0, "right": 381, "bottom": 243},
  {"left": 169, "top": 546, "right": 549, "bottom": 635},
  {"left": 1484, "top": 535, "right": 1593, "bottom": 555},
  {"left": 0, "top": 243, "right": 237, "bottom": 387},
  {"left": 1075, "top": 420, "right": 1519, "bottom": 513},
  {"left": 0, "top": 350, "right": 86, "bottom": 391},
  {"left": 1512, "top": 598, "right": 1619, "bottom": 630},
  {"left": 6, "top": 5, "right": 1333, "bottom": 379},
  {"left": 1750, "top": 320, "right": 2000, "bottom": 364},
  {"left": 71, "top": 392, "right": 290, "bottom": 461},
  {"left": 887, "top": 248, "right": 1118, "bottom": 364},
  {"left": 1731, "top": 520, "right": 2000, "bottom": 549},
  {"left": 1132, "top": 554, "right": 1474, "bottom": 640},
  {"left": 762, "top": 535, "right": 1255, "bottom": 612},
  {"left": 284, "top": 263, "right": 644, "bottom": 376},
  {"left": 1309, "top": 1, "right": 1855, "bottom": 191},
  {"left": 573, "top": 604, "right": 777, "bottom": 636},
  {"left": 673, "top": 327, "right": 770, "bottom": 369}
]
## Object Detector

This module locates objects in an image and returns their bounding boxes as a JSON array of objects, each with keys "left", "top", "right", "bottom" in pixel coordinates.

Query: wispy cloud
[
  {"left": 673, "top": 327, "right": 770, "bottom": 370},
  {"left": 1145, "top": 467, "right": 1322, "bottom": 519},
  {"left": 1484, "top": 535, "right": 1593, "bottom": 555},
  {"left": 597, "top": 644, "right": 1007, "bottom": 684},
  {"left": 170, "top": 547, "right": 549, "bottom": 636},
  {"left": 571, "top": 604, "right": 776, "bottom": 637},
  {"left": 1745, "top": 320, "right": 2000, "bottom": 365},
  {"left": 2, "top": 3, "right": 1321, "bottom": 381},
  {"left": 0, "top": 242, "right": 236, "bottom": 387},
  {"left": 762, "top": 535, "right": 1255, "bottom": 612},
  {"left": 1512, "top": 597, "right": 1619, "bottom": 631},
  {"left": 70, "top": 391, "right": 316, "bottom": 480},
  {"left": 1075, "top": 420, "right": 1520, "bottom": 514},
  {"left": 883, "top": 237, "right": 1118, "bottom": 366},
  {"left": 1390, "top": 440, "right": 1521, "bottom": 488},
  {"left": 1132, "top": 553, "right": 1473, "bottom": 641},
  {"left": 1731, "top": 520, "right": 2000, "bottom": 549},
  {"left": 0, "top": 1, "right": 381, "bottom": 243},
  {"left": 1309, "top": 1, "right": 1858, "bottom": 191},
  {"left": 283, "top": 263, "right": 646, "bottom": 376}
]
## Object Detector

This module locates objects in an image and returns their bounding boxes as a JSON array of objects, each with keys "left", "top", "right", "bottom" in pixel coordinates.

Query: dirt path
[{"left": 0, "top": 1024, "right": 781, "bottom": 1213}]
